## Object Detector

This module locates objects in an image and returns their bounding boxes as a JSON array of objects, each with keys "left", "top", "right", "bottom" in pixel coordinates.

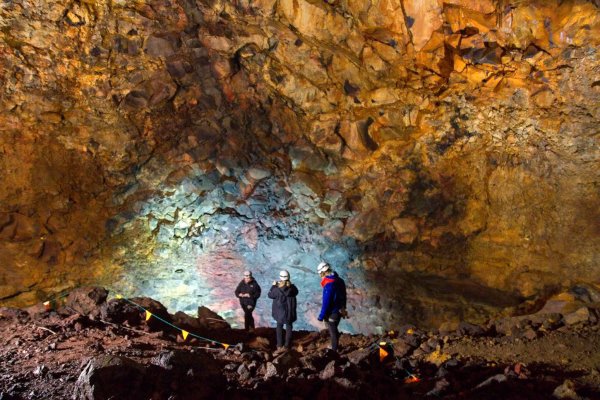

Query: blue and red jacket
[{"left": 318, "top": 272, "right": 347, "bottom": 321}]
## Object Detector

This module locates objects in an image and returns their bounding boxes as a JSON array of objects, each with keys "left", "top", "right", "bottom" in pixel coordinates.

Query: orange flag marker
[
  {"left": 404, "top": 375, "right": 420, "bottom": 384},
  {"left": 379, "top": 347, "right": 389, "bottom": 362},
  {"left": 182, "top": 330, "right": 189, "bottom": 340}
]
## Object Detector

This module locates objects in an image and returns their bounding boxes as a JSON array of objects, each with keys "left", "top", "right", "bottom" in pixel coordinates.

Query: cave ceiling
[{"left": 0, "top": 0, "right": 599, "bottom": 332}]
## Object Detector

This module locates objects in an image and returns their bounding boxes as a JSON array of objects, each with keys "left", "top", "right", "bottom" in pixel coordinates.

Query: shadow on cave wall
[
  {"left": 350, "top": 155, "right": 525, "bottom": 328},
  {"left": 362, "top": 269, "right": 523, "bottom": 329}
]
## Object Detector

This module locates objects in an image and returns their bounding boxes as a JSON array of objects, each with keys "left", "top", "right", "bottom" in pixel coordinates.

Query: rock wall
[{"left": 0, "top": 0, "right": 599, "bottom": 331}]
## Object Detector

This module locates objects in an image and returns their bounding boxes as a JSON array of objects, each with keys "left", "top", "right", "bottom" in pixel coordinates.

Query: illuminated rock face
[{"left": 0, "top": 0, "right": 599, "bottom": 332}]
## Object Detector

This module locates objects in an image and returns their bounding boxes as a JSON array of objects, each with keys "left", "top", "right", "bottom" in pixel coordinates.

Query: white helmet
[
  {"left": 317, "top": 262, "right": 330, "bottom": 274},
  {"left": 279, "top": 270, "right": 290, "bottom": 281}
]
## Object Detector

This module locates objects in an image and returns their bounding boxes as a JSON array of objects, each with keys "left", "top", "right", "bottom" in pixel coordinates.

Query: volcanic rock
[
  {"left": 553, "top": 379, "right": 582, "bottom": 400},
  {"left": 563, "top": 308, "right": 590, "bottom": 326},
  {"left": 74, "top": 355, "right": 147, "bottom": 400},
  {"left": 65, "top": 287, "right": 108, "bottom": 318},
  {"left": 0, "top": 0, "right": 599, "bottom": 338},
  {"left": 197, "top": 306, "right": 230, "bottom": 330}
]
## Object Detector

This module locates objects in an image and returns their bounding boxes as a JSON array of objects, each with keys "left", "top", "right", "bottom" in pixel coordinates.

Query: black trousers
[
  {"left": 325, "top": 313, "right": 341, "bottom": 351},
  {"left": 243, "top": 305, "right": 255, "bottom": 330},
  {"left": 276, "top": 322, "right": 293, "bottom": 348}
]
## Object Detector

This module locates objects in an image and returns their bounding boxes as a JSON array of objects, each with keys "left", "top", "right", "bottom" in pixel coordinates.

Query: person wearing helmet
[
  {"left": 268, "top": 270, "right": 298, "bottom": 354},
  {"left": 234, "top": 270, "right": 261, "bottom": 332},
  {"left": 316, "top": 261, "right": 347, "bottom": 352}
]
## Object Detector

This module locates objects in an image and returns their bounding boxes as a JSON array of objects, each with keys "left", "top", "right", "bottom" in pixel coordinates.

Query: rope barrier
[
  {"left": 42, "top": 291, "right": 427, "bottom": 390},
  {"left": 41, "top": 286, "right": 231, "bottom": 349},
  {"left": 43, "top": 287, "right": 424, "bottom": 375},
  {"left": 115, "top": 294, "right": 230, "bottom": 349}
]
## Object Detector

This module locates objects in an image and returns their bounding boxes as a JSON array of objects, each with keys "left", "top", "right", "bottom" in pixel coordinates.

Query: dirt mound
[{"left": 0, "top": 287, "right": 599, "bottom": 399}]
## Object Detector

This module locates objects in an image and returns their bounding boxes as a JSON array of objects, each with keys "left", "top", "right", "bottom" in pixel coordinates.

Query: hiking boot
[{"left": 273, "top": 346, "right": 287, "bottom": 356}]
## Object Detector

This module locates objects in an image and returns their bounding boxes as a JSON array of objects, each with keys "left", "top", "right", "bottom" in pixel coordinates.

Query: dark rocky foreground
[{"left": 1, "top": 286, "right": 599, "bottom": 400}]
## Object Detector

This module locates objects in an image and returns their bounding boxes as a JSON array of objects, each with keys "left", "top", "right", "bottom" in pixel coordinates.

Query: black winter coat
[
  {"left": 235, "top": 279, "right": 261, "bottom": 308},
  {"left": 268, "top": 283, "right": 298, "bottom": 323}
]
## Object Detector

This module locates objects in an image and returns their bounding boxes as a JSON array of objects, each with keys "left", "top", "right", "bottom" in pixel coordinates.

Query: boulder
[
  {"left": 553, "top": 379, "right": 582, "bottom": 400},
  {"left": 475, "top": 373, "right": 507, "bottom": 389},
  {"left": 74, "top": 355, "right": 147, "bottom": 400},
  {"left": 563, "top": 307, "right": 590, "bottom": 326},
  {"left": 100, "top": 299, "right": 140, "bottom": 326},
  {"left": 493, "top": 317, "right": 530, "bottom": 336},
  {"left": 151, "top": 350, "right": 218, "bottom": 374},
  {"left": 101, "top": 297, "right": 172, "bottom": 332},
  {"left": 171, "top": 311, "right": 203, "bottom": 332},
  {"left": 346, "top": 348, "right": 371, "bottom": 366},
  {"left": 237, "top": 363, "right": 251, "bottom": 381},
  {"left": 263, "top": 362, "right": 278, "bottom": 380},
  {"left": 0, "top": 307, "right": 30, "bottom": 323},
  {"left": 522, "top": 328, "right": 538, "bottom": 340},
  {"left": 400, "top": 331, "right": 421, "bottom": 348},
  {"left": 197, "top": 306, "right": 230, "bottom": 330},
  {"left": 333, "top": 376, "right": 358, "bottom": 390},
  {"left": 427, "top": 378, "right": 450, "bottom": 397},
  {"left": 569, "top": 285, "right": 600, "bottom": 303},
  {"left": 457, "top": 321, "right": 486, "bottom": 337},
  {"left": 65, "top": 287, "right": 108, "bottom": 318},
  {"left": 540, "top": 314, "right": 563, "bottom": 332},
  {"left": 273, "top": 350, "right": 301, "bottom": 372},
  {"left": 392, "top": 340, "right": 414, "bottom": 358},
  {"left": 300, "top": 349, "right": 339, "bottom": 371},
  {"left": 131, "top": 297, "right": 172, "bottom": 332}
]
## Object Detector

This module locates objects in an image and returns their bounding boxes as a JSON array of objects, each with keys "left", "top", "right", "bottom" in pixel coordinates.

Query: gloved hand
[
  {"left": 272, "top": 281, "right": 277, "bottom": 286},
  {"left": 340, "top": 308, "right": 349, "bottom": 319}
]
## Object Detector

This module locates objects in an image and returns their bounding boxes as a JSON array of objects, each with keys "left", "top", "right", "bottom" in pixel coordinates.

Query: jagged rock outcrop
[
  {"left": 1, "top": 289, "right": 599, "bottom": 399},
  {"left": 0, "top": 0, "right": 599, "bottom": 331}
]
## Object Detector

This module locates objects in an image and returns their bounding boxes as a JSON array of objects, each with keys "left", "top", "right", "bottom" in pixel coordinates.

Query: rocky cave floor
[{"left": 1, "top": 288, "right": 599, "bottom": 400}]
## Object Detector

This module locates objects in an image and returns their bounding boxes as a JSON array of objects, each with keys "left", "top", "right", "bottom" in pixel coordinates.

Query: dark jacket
[
  {"left": 235, "top": 279, "right": 261, "bottom": 308},
  {"left": 318, "top": 272, "right": 347, "bottom": 321},
  {"left": 268, "top": 282, "right": 298, "bottom": 323}
]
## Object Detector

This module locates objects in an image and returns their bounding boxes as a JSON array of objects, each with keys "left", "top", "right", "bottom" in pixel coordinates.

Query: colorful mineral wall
[{"left": 0, "top": 0, "right": 599, "bottom": 332}]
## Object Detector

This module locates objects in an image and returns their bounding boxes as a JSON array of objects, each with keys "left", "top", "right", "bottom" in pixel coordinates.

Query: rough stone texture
[
  {"left": 65, "top": 286, "right": 108, "bottom": 318},
  {"left": 74, "top": 355, "right": 147, "bottom": 400},
  {"left": 0, "top": 0, "right": 599, "bottom": 331}
]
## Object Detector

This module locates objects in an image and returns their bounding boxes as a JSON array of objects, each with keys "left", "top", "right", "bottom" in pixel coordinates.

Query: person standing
[
  {"left": 316, "top": 261, "right": 347, "bottom": 352},
  {"left": 268, "top": 270, "right": 298, "bottom": 354},
  {"left": 235, "top": 270, "right": 261, "bottom": 332}
]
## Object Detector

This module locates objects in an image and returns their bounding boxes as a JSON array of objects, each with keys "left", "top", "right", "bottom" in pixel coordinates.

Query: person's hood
[{"left": 321, "top": 272, "right": 338, "bottom": 287}]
